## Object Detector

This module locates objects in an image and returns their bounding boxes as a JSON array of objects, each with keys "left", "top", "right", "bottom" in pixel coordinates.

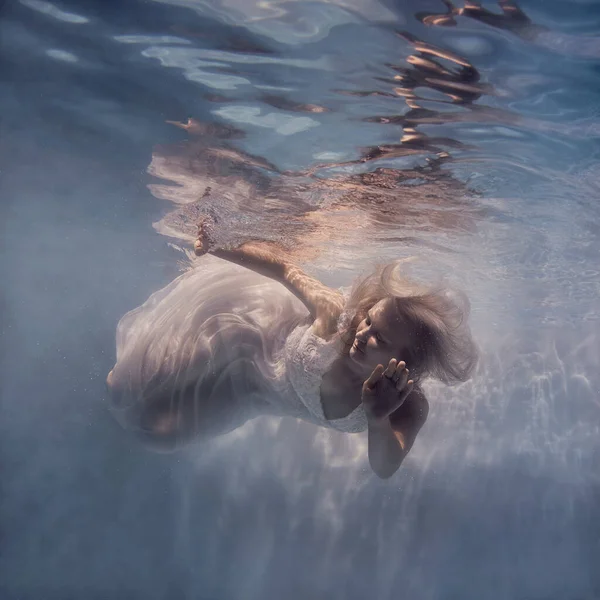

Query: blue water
[{"left": 2, "top": 0, "right": 600, "bottom": 598}]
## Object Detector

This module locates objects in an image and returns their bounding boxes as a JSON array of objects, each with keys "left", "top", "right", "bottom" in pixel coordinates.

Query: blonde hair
[{"left": 340, "top": 261, "right": 478, "bottom": 384}]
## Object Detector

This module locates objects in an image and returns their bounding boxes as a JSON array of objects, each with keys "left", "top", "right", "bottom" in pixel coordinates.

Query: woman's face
[{"left": 349, "top": 298, "right": 414, "bottom": 372}]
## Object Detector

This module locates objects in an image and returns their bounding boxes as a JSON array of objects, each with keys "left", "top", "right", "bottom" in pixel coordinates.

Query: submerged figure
[{"left": 107, "top": 222, "right": 477, "bottom": 479}]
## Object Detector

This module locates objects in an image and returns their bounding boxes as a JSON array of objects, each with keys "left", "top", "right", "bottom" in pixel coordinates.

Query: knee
[
  {"left": 106, "top": 368, "right": 196, "bottom": 451},
  {"left": 106, "top": 368, "right": 168, "bottom": 439},
  {"left": 125, "top": 393, "right": 191, "bottom": 452},
  {"left": 136, "top": 407, "right": 197, "bottom": 453}
]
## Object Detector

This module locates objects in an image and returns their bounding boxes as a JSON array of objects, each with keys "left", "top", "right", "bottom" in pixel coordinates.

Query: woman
[{"left": 107, "top": 223, "right": 477, "bottom": 479}]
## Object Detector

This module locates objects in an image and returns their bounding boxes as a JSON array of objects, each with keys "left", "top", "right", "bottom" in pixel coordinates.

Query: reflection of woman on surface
[{"left": 108, "top": 221, "right": 477, "bottom": 479}]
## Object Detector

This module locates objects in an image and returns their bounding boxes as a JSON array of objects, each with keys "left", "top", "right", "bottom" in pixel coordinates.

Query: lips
[{"left": 352, "top": 340, "right": 365, "bottom": 354}]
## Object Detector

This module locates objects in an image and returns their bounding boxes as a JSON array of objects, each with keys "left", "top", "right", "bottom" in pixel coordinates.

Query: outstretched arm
[{"left": 195, "top": 225, "right": 344, "bottom": 338}]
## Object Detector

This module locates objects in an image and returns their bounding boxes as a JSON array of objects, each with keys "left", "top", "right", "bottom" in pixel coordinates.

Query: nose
[{"left": 355, "top": 324, "right": 369, "bottom": 343}]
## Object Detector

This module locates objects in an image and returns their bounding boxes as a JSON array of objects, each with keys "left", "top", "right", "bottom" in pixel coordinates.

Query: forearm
[
  {"left": 367, "top": 418, "right": 407, "bottom": 479},
  {"left": 211, "top": 244, "right": 286, "bottom": 281},
  {"left": 283, "top": 263, "right": 344, "bottom": 320}
]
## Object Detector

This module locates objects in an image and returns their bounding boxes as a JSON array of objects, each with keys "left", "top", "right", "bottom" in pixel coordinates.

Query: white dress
[{"left": 109, "top": 256, "right": 367, "bottom": 439}]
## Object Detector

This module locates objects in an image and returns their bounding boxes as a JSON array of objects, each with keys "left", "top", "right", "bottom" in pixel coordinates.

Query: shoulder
[{"left": 310, "top": 290, "right": 346, "bottom": 340}]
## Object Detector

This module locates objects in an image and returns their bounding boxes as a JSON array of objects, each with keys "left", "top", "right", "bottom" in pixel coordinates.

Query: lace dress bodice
[{"left": 283, "top": 324, "right": 368, "bottom": 433}]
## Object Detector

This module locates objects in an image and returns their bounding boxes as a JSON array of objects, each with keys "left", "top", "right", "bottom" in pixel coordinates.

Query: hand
[{"left": 362, "top": 359, "right": 414, "bottom": 424}]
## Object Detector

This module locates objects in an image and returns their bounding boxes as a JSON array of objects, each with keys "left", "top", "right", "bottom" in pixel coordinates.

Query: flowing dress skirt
[{"left": 108, "top": 256, "right": 310, "bottom": 449}]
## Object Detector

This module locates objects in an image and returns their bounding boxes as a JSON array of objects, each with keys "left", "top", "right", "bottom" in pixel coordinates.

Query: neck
[{"left": 337, "top": 354, "right": 371, "bottom": 384}]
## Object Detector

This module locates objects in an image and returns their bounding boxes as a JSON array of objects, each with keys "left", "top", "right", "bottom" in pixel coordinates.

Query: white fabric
[
  {"left": 109, "top": 256, "right": 367, "bottom": 435},
  {"left": 283, "top": 324, "right": 368, "bottom": 433}
]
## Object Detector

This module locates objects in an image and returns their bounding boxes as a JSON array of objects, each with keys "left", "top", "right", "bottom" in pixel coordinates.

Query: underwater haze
[{"left": 2, "top": 0, "right": 600, "bottom": 598}]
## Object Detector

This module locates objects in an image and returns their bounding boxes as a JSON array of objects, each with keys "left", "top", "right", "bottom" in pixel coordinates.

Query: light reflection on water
[{"left": 2, "top": 0, "right": 600, "bottom": 598}]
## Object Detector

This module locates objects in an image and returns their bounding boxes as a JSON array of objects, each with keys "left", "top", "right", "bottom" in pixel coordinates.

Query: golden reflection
[
  {"left": 148, "top": 116, "right": 479, "bottom": 265},
  {"left": 416, "top": 0, "right": 542, "bottom": 40},
  {"left": 332, "top": 27, "right": 495, "bottom": 171},
  {"left": 143, "top": 5, "right": 547, "bottom": 260}
]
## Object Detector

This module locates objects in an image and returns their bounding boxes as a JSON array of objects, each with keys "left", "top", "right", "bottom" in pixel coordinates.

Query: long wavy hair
[{"left": 339, "top": 261, "right": 478, "bottom": 385}]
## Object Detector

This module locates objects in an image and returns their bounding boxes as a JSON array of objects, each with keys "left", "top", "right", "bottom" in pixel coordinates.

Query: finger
[
  {"left": 365, "top": 364, "right": 385, "bottom": 389},
  {"left": 395, "top": 367, "right": 410, "bottom": 390},
  {"left": 384, "top": 358, "right": 397, "bottom": 378},
  {"left": 397, "top": 379, "right": 414, "bottom": 398},
  {"left": 392, "top": 361, "right": 406, "bottom": 382}
]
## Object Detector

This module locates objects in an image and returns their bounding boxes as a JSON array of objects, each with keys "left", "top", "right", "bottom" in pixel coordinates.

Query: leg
[{"left": 109, "top": 359, "right": 268, "bottom": 452}]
